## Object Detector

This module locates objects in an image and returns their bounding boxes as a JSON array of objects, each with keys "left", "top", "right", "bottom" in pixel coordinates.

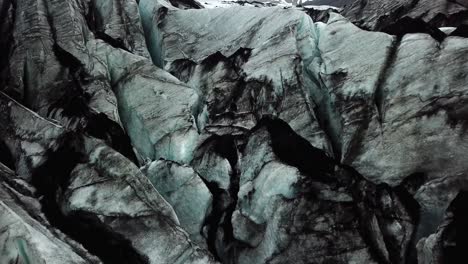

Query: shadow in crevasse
[{"left": 31, "top": 133, "right": 149, "bottom": 264}]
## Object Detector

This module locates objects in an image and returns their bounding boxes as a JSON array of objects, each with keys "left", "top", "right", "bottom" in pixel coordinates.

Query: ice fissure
[
  {"left": 373, "top": 37, "right": 401, "bottom": 124},
  {"left": 295, "top": 16, "right": 344, "bottom": 159}
]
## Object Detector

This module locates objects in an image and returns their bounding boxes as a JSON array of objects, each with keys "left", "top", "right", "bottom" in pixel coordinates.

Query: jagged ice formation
[{"left": 1, "top": 0, "right": 468, "bottom": 263}]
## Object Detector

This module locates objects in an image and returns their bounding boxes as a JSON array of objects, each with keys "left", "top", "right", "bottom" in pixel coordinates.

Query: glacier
[{"left": 1, "top": 0, "right": 468, "bottom": 263}]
